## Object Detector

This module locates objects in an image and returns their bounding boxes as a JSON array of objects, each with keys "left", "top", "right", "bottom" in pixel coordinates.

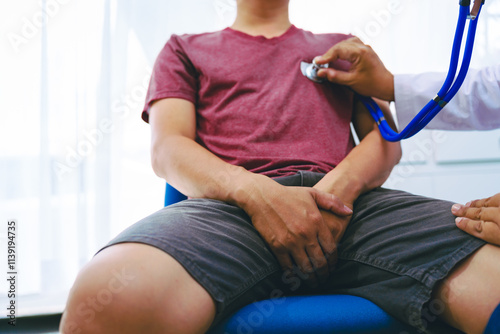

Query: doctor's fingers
[
  {"left": 466, "top": 193, "right": 500, "bottom": 208},
  {"left": 456, "top": 217, "right": 500, "bottom": 246},
  {"left": 454, "top": 205, "right": 500, "bottom": 223},
  {"left": 315, "top": 36, "right": 368, "bottom": 65},
  {"left": 317, "top": 67, "right": 357, "bottom": 87}
]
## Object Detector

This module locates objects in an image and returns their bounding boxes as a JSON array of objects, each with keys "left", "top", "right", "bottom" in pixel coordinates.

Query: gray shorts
[{"left": 102, "top": 171, "right": 485, "bottom": 333}]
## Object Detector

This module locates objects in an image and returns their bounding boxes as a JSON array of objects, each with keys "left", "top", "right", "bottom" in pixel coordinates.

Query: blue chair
[
  {"left": 164, "top": 183, "right": 189, "bottom": 206},
  {"left": 165, "top": 184, "right": 416, "bottom": 334}
]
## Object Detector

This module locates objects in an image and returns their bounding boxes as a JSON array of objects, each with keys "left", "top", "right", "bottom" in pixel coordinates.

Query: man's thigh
[
  {"left": 100, "top": 198, "right": 289, "bottom": 326},
  {"left": 326, "top": 187, "right": 486, "bottom": 333}
]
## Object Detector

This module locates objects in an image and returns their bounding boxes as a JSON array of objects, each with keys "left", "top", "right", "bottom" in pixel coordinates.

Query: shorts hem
[
  {"left": 408, "top": 237, "right": 486, "bottom": 333},
  {"left": 338, "top": 237, "right": 485, "bottom": 333},
  {"left": 99, "top": 237, "right": 222, "bottom": 302},
  {"left": 99, "top": 236, "right": 282, "bottom": 324}
]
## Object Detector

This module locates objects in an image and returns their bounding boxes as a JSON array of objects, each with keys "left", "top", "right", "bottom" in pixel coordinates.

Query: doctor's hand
[
  {"left": 241, "top": 178, "right": 352, "bottom": 288},
  {"left": 314, "top": 37, "right": 395, "bottom": 102},
  {"left": 451, "top": 193, "right": 500, "bottom": 246}
]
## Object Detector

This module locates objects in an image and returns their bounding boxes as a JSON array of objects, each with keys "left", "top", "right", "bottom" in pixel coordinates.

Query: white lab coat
[{"left": 394, "top": 64, "right": 500, "bottom": 131}]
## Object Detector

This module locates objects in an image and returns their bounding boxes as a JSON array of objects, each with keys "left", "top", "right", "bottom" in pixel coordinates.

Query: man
[
  {"left": 314, "top": 36, "right": 500, "bottom": 248},
  {"left": 60, "top": 1, "right": 500, "bottom": 333}
]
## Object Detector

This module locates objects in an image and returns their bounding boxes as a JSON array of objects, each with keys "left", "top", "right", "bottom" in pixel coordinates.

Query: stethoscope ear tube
[{"left": 361, "top": 1, "right": 484, "bottom": 142}]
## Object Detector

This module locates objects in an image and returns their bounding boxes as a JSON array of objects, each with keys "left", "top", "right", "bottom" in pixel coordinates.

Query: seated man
[{"left": 60, "top": 1, "right": 500, "bottom": 333}]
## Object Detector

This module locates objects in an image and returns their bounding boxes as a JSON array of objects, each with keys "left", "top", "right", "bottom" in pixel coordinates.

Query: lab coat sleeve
[{"left": 394, "top": 64, "right": 500, "bottom": 131}]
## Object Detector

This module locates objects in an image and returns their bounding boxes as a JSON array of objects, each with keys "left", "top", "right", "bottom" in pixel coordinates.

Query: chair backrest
[{"left": 164, "top": 183, "right": 187, "bottom": 207}]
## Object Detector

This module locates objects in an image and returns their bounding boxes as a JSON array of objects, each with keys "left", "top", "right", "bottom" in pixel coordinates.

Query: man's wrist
[
  {"left": 314, "top": 173, "right": 365, "bottom": 206},
  {"left": 226, "top": 171, "right": 272, "bottom": 211}
]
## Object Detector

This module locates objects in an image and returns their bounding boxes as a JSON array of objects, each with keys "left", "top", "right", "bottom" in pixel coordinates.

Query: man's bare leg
[
  {"left": 59, "top": 243, "right": 216, "bottom": 334},
  {"left": 435, "top": 244, "right": 500, "bottom": 334}
]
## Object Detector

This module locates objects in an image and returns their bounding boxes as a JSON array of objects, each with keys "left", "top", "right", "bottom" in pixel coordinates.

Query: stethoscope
[{"left": 301, "top": 0, "right": 485, "bottom": 142}]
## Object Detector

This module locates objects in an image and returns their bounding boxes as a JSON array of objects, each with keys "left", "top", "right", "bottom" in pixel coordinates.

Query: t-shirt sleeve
[{"left": 142, "top": 35, "right": 198, "bottom": 123}]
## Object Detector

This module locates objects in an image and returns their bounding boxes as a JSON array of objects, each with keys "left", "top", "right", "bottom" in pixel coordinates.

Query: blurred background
[{"left": 0, "top": 0, "right": 499, "bottom": 319}]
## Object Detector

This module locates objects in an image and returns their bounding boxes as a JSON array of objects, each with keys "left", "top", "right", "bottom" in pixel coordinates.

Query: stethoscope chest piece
[{"left": 300, "top": 60, "right": 328, "bottom": 83}]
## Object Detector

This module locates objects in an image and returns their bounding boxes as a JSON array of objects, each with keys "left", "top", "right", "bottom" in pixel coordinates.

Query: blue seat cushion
[{"left": 208, "top": 295, "right": 416, "bottom": 334}]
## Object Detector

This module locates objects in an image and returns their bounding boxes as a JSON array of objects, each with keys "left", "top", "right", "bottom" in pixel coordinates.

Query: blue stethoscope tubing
[{"left": 362, "top": 0, "right": 484, "bottom": 142}]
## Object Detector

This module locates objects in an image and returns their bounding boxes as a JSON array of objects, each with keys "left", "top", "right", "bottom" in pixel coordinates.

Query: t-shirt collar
[{"left": 223, "top": 24, "right": 299, "bottom": 43}]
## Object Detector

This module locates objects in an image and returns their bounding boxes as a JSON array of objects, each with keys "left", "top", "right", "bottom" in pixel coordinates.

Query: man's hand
[
  {"left": 314, "top": 37, "right": 395, "bottom": 101},
  {"left": 452, "top": 193, "right": 500, "bottom": 246},
  {"left": 240, "top": 178, "right": 352, "bottom": 288},
  {"left": 318, "top": 207, "right": 353, "bottom": 263}
]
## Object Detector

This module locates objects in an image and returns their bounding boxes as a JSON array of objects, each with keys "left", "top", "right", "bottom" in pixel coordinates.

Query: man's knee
[
  {"left": 60, "top": 243, "right": 216, "bottom": 334},
  {"left": 60, "top": 253, "right": 143, "bottom": 333},
  {"left": 435, "top": 244, "right": 500, "bottom": 334}
]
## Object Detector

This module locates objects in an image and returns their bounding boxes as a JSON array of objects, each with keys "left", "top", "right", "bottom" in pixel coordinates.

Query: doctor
[
  {"left": 314, "top": 0, "right": 496, "bottom": 129},
  {"left": 313, "top": 33, "right": 500, "bottom": 247}
]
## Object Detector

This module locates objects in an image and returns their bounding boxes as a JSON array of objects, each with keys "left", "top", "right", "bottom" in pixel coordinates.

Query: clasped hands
[{"left": 242, "top": 179, "right": 353, "bottom": 289}]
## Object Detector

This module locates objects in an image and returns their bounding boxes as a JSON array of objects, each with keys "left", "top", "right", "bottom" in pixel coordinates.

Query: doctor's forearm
[{"left": 394, "top": 66, "right": 500, "bottom": 131}]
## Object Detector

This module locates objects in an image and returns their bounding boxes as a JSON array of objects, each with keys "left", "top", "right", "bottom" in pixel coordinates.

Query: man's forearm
[
  {"left": 152, "top": 134, "right": 264, "bottom": 206},
  {"left": 314, "top": 128, "right": 401, "bottom": 205},
  {"left": 149, "top": 98, "right": 264, "bottom": 206}
]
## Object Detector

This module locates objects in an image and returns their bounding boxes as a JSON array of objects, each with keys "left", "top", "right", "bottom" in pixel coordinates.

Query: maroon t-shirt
[{"left": 143, "top": 25, "right": 354, "bottom": 178}]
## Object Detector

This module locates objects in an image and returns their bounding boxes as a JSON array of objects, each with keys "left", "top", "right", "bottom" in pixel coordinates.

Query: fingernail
[
  {"left": 465, "top": 201, "right": 472, "bottom": 207},
  {"left": 455, "top": 217, "right": 464, "bottom": 225},
  {"left": 314, "top": 56, "right": 323, "bottom": 63},
  {"left": 451, "top": 204, "right": 462, "bottom": 213},
  {"left": 344, "top": 205, "right": 353, "bottom": 214}
]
